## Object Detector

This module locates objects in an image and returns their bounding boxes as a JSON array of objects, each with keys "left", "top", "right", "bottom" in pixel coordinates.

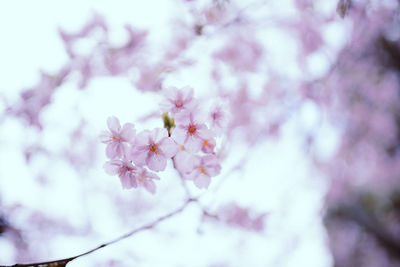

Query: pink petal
[
  {"left": 103, "top": 160, "right": 121, "bottom": 175},
  {"left": 147, "top": 153, "right": 167, "bottom": 171},
  {"left": 174, "top": 151, "right": 196, "bottom": 175},
  {"left": 120, "top": 174, "right": 137, "bottom": 189},
  {"left": 99, "top": 131, "right": 111, "bottom": 143},
  {"left": 207, "top": 164, "right": 221, "bottom": 177},
  {"left": 196, "top": 124, "right": 209, "bottom": 137},
  {"left": 185, "top": 135, "right": 203, "bottom": 153},
  {"left": 143, "top": 179, "right": 156, "bottom": 194},
  {"left": 194, "top": 173, "right": 211, "bottom": 189},
  {"left": 131, "top": 149, "right": 147, "bottom": 166},
  {"left": 106, "top": 143, "right": 121, "bottom": 159},
  {"left": 146, "top": 171, "right": 160, "bottom": 180},
  {"left": 152, "top": 128, "right": 168, "bottom": 143},
  {"left": 120, "top": 123, "right": 136, "bottom": 142},
  {"left": 171, "top": 127, "right": 187, "bottom": 145},
  {"left": 204, "top": 155, "right": 220, "bottom": 166},
  {"left": 181, "top": 86, "right": 194, "bottom": 102},
  {"left": 135, "top": 130, "right": 151, "bottom": 146},
  {"left": 158, "top": 137, "right": 178, "bottom": 158},
  {"left": 107, "top": 116, "right": 121, "bottom": 133}
]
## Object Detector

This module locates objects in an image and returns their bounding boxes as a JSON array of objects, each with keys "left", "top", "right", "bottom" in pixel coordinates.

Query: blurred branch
[
  {"left": 329, "top": 201, "right": 400, "bottom": 260},
  {"left": 0, "top": 198, "right": 196, "bottom": 267}
]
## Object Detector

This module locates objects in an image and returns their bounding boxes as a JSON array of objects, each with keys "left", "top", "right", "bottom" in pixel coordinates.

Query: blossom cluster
[{"left": 101, "top": 86, "right": 223, "bottom": 193}]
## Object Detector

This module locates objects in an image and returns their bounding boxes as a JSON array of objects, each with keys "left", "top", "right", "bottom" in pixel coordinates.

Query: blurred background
[{"left": 0, "top": 0, "right": 399, "bottom": 266}]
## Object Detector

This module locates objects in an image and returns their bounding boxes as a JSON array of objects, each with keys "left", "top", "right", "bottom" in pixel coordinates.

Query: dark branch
[
  {"left": 0, "top": 198, "right": 196, "bottom": 267},
  {"left": 328, "top": 202, "right": 400, "bottom": 260}
]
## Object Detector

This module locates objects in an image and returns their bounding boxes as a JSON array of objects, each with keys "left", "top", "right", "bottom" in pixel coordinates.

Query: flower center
[
  {"left": 188, "top": 124, "right": 197, "bottom": 135},
  {"left": 203, "top": 139, "right": 208, "bottom": 146},
  {"left": 119, "top": 165, "right": 133, "bottom": 177},
  {"left": 200, "top": 167, "right": 207, "bottom": 174},
  {"left": 149, "top": 143, "right": 158, "bottom": 153},
  {"left": 175, "top": 98, "right": 183, "bottom": 108}
]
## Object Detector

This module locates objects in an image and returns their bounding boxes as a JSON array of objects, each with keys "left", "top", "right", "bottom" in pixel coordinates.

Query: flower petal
[
  {"left": 147, "top": 153, "right": 167, "bottom": 171},
  {"left": 143, "top": 179, "right": 156, "bottom": 194},
  {"left": 185, "top": 135, "right": 203, "bottom": 153},
  {"left": 120, "top": 123, "right": 136, "bottom": 142},
  {"left": 159, "top": 137, "right": 178, "bottom": 158},
  {"left": 174, "top": 151, "right": 197, "bottom": 175},
  {"left": 131, "top": 149, "right": 148, "bottom": 166},
  {"left": 135, "top": 130, "right": 151, "bottom": 146},
  {"left": 107, "top": 116, "right": 121, "bottom": 133},
  {"left": 99, "top": 131, "right": 111, "bottom": 143},
  {"left": 153, "top": 128, "right": 168, "bottom": 143},
  {"left": 120, "top": 174, "right": 137, "bottom": 189},
  {"left": 103, "top": 160, "right": 121, "bottom": 175},
  {"left": 194, "top": 173, "right": 211, "bottom": 189},
  {"left": 106, "top": 143, "right": 120, "bottom": 159},
  {"left": 171, "top": 127, "right": 187, "bottom": 145}
]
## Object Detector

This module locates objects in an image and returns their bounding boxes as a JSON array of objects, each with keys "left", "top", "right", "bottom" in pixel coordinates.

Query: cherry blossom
[
  {"left": 186, "top": 155, "right": 221, "bottom": 189},
  {"left": 103, "top": 159, "right": 138, "bottom": 189},
  {"left": 172, "top": 112, "right": 210, "bottom": 153},
  {"left": 131, "top": 128, "right": 178, "bottom": 171},
  {"left": 213, "top": 35, "right": 263, "bottom": 72},
  {"left": 100, "top": 116, "right": 136, "bottom": 159},
  {"left": 134, "top": 167, "right": 160, "bottom": 194},
  {"left": 208, "top": 104, "right": 228, "bottom": 135},
  {"left": 201, "top": 130, "right": 216, "bottom": 154},
  {"left": 160, "top": 86, "right": 197, "bottom": 115}
]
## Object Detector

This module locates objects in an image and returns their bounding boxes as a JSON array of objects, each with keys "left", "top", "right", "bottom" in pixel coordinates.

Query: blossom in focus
[
  {"left": 186, "top": 155, "right": 221, "bottom": 189},
  {"left": 134, "top": 167, "right": 160, "bottom": 194},
  {"left": 100, "top": 116, "right": 136, "bottom": 159},
  {"left": 103, "top": 159, "right": 138, "bottom": 189},
  {"left": 160, "top": 86, "right": 196, "bottom": 115},
  {"left": 131, "top": 128, "right": 178, "bottom": 171},
  {"left": 172, "top": 112, "right": 210, "bottom": 153}
]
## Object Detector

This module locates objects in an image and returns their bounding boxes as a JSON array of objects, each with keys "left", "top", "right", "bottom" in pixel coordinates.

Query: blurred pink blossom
[{"left": 213, "top": 35, "right": 263, "bottom": 72}]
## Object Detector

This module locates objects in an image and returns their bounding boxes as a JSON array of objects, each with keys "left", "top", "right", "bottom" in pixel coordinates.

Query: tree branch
[{"left": 0, "top": 198, "right": 196, "bottom": 267}]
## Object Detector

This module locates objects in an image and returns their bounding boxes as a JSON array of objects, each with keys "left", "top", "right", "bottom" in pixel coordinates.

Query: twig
[{"left": 0, "top": 198, "right": 196, "bottom": 267}]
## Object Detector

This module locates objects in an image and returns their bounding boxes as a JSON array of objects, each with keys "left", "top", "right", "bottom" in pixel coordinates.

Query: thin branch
[{"left": 0, "top": 198, "right": 196, "bottom": 267}]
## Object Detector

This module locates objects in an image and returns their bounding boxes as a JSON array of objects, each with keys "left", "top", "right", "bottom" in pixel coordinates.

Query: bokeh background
[{"left": 1, "top": 0, "right": 399, "bottom": 266}]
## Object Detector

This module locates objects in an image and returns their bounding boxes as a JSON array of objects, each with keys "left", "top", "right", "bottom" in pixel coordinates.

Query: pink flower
[
  {"left": 103, "top": 159, "right": 138, "bottom": 189},
  {"left": 134, "top": 167, "right": 160, "bottom": 194},
  {"left": 217, "top": 203, "right": 266, "bottom": 232},
  {"left": 186, "top": 155, "right": 221, "bottom": 189},
  {"left": 160, "top": 86, "right": 197, "bottom": 115},
  {"left": 131, "top": 128, "right": 178, "bottom": 172},
  {"left": 135, "top": 65, "right": 163, "bottom": 92},
  {"left": 208, "top": 104, "right": 228, "bottom": 135},
  {"left": 172, "top": 112, "right": 210, "bottom": 153},
  {"left": 103, "top": 160, "right": 160, "bottom": 194},
  {"left": 201, "top": 130, "right": 216, "bottom": 154},
  {"left": 213, "top": 35, "right": 263, "bottom": 72},
  {"left": 100, "top": 116, "right": 136, "bottom": 159}
]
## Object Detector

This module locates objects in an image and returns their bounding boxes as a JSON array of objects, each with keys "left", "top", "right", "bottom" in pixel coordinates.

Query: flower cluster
[{"left": 101, "top": 86, "right": 223, "bottom": 193}]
